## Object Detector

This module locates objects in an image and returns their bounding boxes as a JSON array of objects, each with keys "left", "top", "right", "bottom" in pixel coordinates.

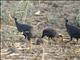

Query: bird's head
[
  {"left": 36, "top": 37, "right": 43, "bottom": 45},
  {"left": 12, "top": 16, "right": 17, "bottom": 21},
  {"left": 64, "top": 17, "right": 68, "bottom": 23},
  {"left": 14, "top": 17, "right": 17, "bottom": 20}
]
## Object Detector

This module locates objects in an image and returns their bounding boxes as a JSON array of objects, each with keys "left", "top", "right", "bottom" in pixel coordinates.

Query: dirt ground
[{"left": 1, "top": 38, "right": 80, "bottom": 60}]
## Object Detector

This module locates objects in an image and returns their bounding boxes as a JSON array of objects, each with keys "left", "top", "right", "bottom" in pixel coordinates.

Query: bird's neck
[
  {"left": 14, "top": 20, "right": 18, "bottom": 25},
  {"left": 65, "top": 22, "right": 68, "bottom": 28}
]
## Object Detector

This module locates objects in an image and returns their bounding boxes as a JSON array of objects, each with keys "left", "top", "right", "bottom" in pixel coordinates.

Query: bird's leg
[
  {"left": 29, "top": 39, "right": 32, "bottom": 51},
  {"left": 76, "top": 38, "right": 78, "bottom": 44},
  {"left": 48, "top": 38, "right": 51, "bottom": 45},
  {"left": 46, "top": 39, "right": 49, "bottom": 44},
  {"left": 43, "top": 38, "right": 49, "bottom": 45},
  {"left": 46, "top": 37, "right": 49, "bottom": 44},
  {"left": 70, "top": 37, "right": 73, "bottom": 41}
]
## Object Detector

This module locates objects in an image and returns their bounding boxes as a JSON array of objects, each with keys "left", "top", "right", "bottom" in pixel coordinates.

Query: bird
[
  {"left": 13, "top": 17, "right": 32, "bottom": 33},
  {"left": 36, "top": 37, "right": 43, "bottom": 45},
  {"left": 41, "top": 28, "right": 63, "bottom": 44},
  {"left": 64, "top": 17, "right": 80, "bottom": 43},
  {"left": 13, "top": 17, "right": 33, "bottom": 50}
]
